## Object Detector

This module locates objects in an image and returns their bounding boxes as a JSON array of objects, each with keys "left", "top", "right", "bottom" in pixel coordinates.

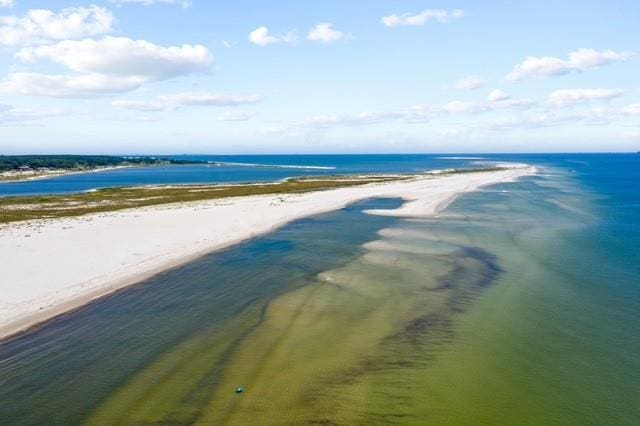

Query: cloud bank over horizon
[{"left": 0, "top": 1, "right": 638, "bottom": 153}]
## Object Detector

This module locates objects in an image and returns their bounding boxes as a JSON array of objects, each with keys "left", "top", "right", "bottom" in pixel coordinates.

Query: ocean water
[
  {"left": 0, "top": 154, "right": 494, "bottom": 197},
  {"left": 0, "top": 154, "right": 639, "bottom": 424}
]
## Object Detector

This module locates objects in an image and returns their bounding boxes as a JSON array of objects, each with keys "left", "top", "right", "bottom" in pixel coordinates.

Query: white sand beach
[
  {"left": 0, "top": 166, "right": 534, "bottom": 339},
  {"left": 0, "top": 165, "right": 132, "bottom": 183}
]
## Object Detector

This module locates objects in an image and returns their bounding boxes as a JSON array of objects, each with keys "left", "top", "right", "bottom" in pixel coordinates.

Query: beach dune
[{"left": 0, "top": 166, "right": 534, "bottom": 339}]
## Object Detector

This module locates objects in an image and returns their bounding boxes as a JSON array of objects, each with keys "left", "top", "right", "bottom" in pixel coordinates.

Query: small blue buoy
[{"left": 235, "top": 386, "right": 245, "bottom": 394}]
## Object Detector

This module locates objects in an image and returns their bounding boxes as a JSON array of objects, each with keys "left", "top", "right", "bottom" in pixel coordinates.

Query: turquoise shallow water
[{"left": 0, "top": 154, "right": 638, "bottom": 424}]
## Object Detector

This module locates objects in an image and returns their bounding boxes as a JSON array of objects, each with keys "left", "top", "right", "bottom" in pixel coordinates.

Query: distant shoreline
[
  {"left": 0, "top": 155, "right": 204, "bottom": 184},
  {"left": 0, "top": 165, "right": 134, "bottom": 184}
]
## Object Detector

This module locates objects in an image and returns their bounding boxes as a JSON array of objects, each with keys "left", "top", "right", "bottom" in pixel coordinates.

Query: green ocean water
[{"left": 1, "top": 156, "right": 639, "bottom": 425}]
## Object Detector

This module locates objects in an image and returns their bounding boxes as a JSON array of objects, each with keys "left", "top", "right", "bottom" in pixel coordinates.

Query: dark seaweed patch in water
[
  {"left": 307, "top": 420, "right": 339, "bottom": 426},
  {"left": 433, "top": 246, "right": 502, "bottom": 292},
  {"left": 307, "top": 244, "right": 504, "bottom": 423},
  {"left": 401, "top": 313, "right": 454, "bottom": 344},
  {"left": 444, "top": 246, "right": 502, "bottom": 314},
  {"left": 390, "top": 245, "right": 502, "bottom": 346}
]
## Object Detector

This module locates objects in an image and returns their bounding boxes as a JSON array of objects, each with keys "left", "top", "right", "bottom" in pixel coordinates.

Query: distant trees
[{"left": 0, "top": 155, "right": 198, "bottom": 172}]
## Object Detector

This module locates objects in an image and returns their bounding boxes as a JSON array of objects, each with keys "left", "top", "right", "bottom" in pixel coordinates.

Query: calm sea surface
[{"left": 0, "top": 154, "right": 638, "bottom": 424}]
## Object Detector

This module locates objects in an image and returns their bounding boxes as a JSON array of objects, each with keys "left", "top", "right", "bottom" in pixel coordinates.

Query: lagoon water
[
  {"left": 0, "top": 154, "right": 492, "bottom": 197},
  {"left": 0, "top": 154, "right": 639, "bottom": 424}
]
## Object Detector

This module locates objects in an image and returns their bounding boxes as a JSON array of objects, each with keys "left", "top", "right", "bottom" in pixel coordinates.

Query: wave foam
[{"left": 207, "top": 161, "right": 336, "bottom": 170}]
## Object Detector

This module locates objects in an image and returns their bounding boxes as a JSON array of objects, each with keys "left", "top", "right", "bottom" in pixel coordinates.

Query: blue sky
[{"left": 0, "top": 0, "right": 638, "bottom": 154}]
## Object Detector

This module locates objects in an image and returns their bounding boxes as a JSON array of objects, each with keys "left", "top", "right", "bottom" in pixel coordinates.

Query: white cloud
[
  {"left": 259, "top": 111, "right": 404, "bottom": 137},
  {"left": 261, "top": 92, "right": 629, "bottom": 141},
  {"left": 110, "top": 0, "right": 192, "bottom": 7},
  {"left": 381, "top": 9, "right": 464, "bottom": 27},
  {"left": 506, "top": 48, "right": 633, "bottom": 81},
  {"left": 4, "top": 37, "right": 213, "bottom": 97},
  {"left": 485, "top": 108, "right": 616, "bottom": 130},
  {"left": 111, "top": 114, "right": 161, "bottom": 122},
  {"left": 403, "top": 104, "right": 434, "bottom": 123},
  {"left": 17, "top": 36, "right": 212, "bottom": 80},
  {"left": 443, "top": 91, "right": 534, "bottom": 114},
  {"left": 293, "top": 106, "right": 437, "bottom": 130},
  {"left": 307, "top": 23, "right": 344, "bottom": 44},
  {"left": 217, "top": 110, "right": 253, "bottom": 122},
  {"left": 486, "top": 89, "right": 535, "bottom": 108},
  {"left": 548, "top": 88, "right": 623, "bottom": 107},
  {"left": 490, "top": 98, "right": 536, "bottom": 110},
  {"left": 0, "top": 72, "right": 145, "bottom": 97},
  {"left": 442, "top": 100, "right": 488, "bottom": 114},
  {"left": 454, "top": 75, "right": 484, "bottom": 90},
  {"left": 249, "top": 26, "right": 277, "bottom": 46},
  {"left": 113, "top": 92, "right": 263, "bottom": 111},
  {"left": 0, "top": 0, "right": 15, "bottom": 8},
  {"left": 0, "top": 5, "right": 114, "bottom": 46},
  {"left": 487, "top": 89, "right": 510, "bottom": 102},
  {"left": 248, "top": 26, "right": 296, "bottom": 46},
  {"left": 111, "top": 99, "right": 166, "bottom": 111},
  {"left": 260, "top": 125, "right": 301, "bottom": 137},
  {"left": 300, "top": 111, "right": 405, "bottom": 128},
  {"left": 438, "top": 127, "right": 470, "bottom": 137},
  {"left": 622, "top": 128, "right": 640, "bottom": 140},
  {"left": 623, "top": 104, "right": 640, "bottom": 115},
  {"left": 0, "top": 103, "right": 64, "bottom": 124},
  {"left": 494, "top": 98, "right": 535, "bottom": 109},
  {"left": 276, "top": 93, "right": 535, "bottom": 133},
  {"left": 568, "top": 48, "right": 632, "bottom": 69},
  {"left": 159, "top": 92, "right": 262, "bottom": 107}
]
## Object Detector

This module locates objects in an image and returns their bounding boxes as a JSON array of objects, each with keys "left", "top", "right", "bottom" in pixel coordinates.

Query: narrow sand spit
[{"left": 0, "top": 166, "right": 535, "bottom": 339}]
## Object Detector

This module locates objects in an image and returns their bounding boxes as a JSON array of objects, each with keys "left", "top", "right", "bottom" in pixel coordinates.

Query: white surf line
[{"left": 208, "top": 161, "right": 336, "bottom": 170}]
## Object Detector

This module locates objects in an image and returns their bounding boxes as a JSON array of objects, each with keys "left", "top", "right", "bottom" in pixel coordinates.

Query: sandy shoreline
[
  {"left": 0, "top": 165, "right": 133, "bottom": 184},
  {"left": 0, "top": 165, "right": 535, "bottom": 340}
]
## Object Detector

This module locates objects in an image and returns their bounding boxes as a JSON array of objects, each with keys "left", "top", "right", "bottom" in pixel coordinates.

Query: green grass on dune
[
  {"left": 0, "top": 177, "right": 399, "bottom": 225},
  {"left": 0, "top": 167, "right": 507, "bottom": 225}
]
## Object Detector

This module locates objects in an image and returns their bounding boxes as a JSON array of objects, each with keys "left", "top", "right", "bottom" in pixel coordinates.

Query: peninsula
[
  {"left": 0, "top": 165, "right": 534, "bottom": 339},
  {"left": 0, "top": 155, "right": 202, "bottom": 182}
]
